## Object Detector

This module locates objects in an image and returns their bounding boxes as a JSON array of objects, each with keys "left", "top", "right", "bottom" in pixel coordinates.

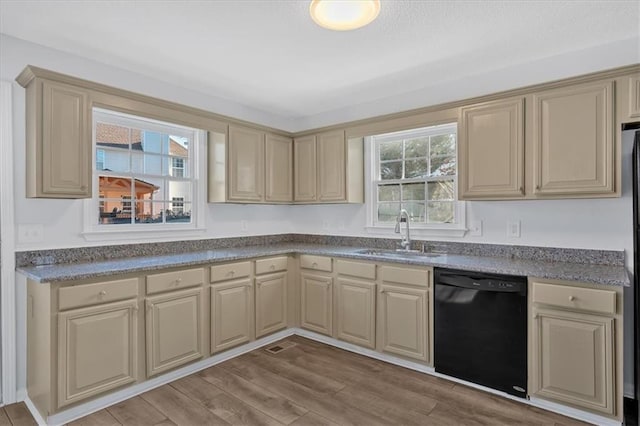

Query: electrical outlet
[
  {"left": 18, "top": 224, "right": 44, "bottom": 243},
  {"left": 507, "top": 221, "right": 521, "bottom": 238},
  {"left": 469, "top": 220, "right": 483, "bottom": 237}
]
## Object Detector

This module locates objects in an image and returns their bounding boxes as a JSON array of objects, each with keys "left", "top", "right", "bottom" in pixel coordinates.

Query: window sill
[
  {"left": 82, "top": 226, "right": 206, "bottom": 242},
  {"left": 365, "top": 225, "right": 467, "bottom": 238}
]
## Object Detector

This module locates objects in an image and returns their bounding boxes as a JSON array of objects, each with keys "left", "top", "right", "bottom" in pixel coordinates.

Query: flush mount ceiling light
[{"left": 310, "top": 0, "right": 381, "bottom": 31}]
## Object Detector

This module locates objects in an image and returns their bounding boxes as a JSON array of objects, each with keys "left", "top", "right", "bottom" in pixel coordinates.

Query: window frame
[
  {"left": 82, "top": 108, "right": 206, "bottom": 240},
  {"left": 365, "top": 123, "right": 467, "bottom": 237}
]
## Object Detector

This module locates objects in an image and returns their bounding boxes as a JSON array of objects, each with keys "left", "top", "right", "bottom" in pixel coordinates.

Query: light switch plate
[
  {"left": 469, "top": 220, "right": 482, "bottom": 236},
  {"left": 18, "top": 224, "right": 44, "bottom": 243},
  {"left": 507, "top": 221, "right": 521, "bottom": 238}
]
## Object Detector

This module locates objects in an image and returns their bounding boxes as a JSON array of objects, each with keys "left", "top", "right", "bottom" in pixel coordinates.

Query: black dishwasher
[{"left": 434, "top": 268, "right": 527, "bottom": 398}]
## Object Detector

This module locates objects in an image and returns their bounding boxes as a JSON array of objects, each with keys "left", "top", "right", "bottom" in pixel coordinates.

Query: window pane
[
  {"left": 430, "top": 134, "right": 456, "bottom": 156},
  {"left": 169, "top": 135, "right": 190, "bottom": 158},
  {"left": 132, "top": 153, "right": 163, "bottom": 176},
  {"left": 428, "top": 180, "right": 455, "bottom": 200},
  {"left": 142, "top": 131, "right": 165, "bottom": 154},
  {"left": 430, "top": 155, "right": 456, "bottom": 176},
  {"left": 96, "top": 122, "right": 131, "bottom": 148},
  {"left": 380, "top": 161, "right": 402, "bottom": 180},
  {"left": 378, "top": 184, "right": 400, "bottom": 201},
  {"left": 168, "top": 181, "right": 191, "bottom": 204},
  {"left": 402, "top": 183, "right": 425, "bottom": 201},
  {"left": 427, "top": 201, "right": 455, "bottom": 223},
  {"left": 134, "top": 177, "right": 163, "bottom": 201},
  {"left": 98, "top": 198, "right": 133, "bottom": 225},
  {"left": 377, "top": 202, "right": 400, "bottom": 222},
  {"left": 379, "top": 141, "right": 402, "bottom": 161},
  {"left": 405, "top": 159, "right": 428, "bottom": 178},
  {"left": 169, "top": 156, "right": 188, "bottom": 178},
  {"left": 167, "top": 202, "right": 191, "bottom": 223},
  {"left": 135, "top": 202, "right": 165, "bottom": 224},
  {"left": 404, "top": 202, "right": 426, "bottom": 222},
  {"left": 99, "top": 175, "right": 132, "bottom": 200},
  {"left": 99, "top": 149, "right": 130, "bottom": 173},
  {"left": 404, "top": 138, "right": 428, "bottom": 158}
]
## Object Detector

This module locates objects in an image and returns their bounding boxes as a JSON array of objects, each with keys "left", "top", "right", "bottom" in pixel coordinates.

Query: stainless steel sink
[{"left": 355, "top": 249, "right": 445, "bottom": 258}]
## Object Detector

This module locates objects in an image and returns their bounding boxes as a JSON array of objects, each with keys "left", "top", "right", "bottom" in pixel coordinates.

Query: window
[
  {"left": 90, "top": 108, "right": 202, "bottom": 230},
  {"left": 368, "top": 123, "right": 465, "bottom": 234}
]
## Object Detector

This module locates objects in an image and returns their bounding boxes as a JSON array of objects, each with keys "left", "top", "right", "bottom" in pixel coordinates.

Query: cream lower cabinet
[
  {"left": 145, "top": 287, "right": 205, "bottom": 377},
  {"left": 255, "top": 272, "right": 288, "bottom": 337},
  {"left": 336, "top": 277, "right": 376, "bottom": 349},
  {"left": 378, "top": 265, "right": 432, "bottom": 363},
  {"left": 210, "top": 279, "right": 253, "bottom": 354},
  {"left": 300, "top": 272, "right": 333, "bottom": 336},
  {"left": 530, "top": 280, "right": 621, "bottom": 418},
  {"left": 58, "top": 299, "right": 138, "bottom": 408}
]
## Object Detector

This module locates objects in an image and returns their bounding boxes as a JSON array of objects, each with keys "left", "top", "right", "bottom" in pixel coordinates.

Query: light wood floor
[{"left": 6, "top": 336, "right": 589, "bottom": 425}]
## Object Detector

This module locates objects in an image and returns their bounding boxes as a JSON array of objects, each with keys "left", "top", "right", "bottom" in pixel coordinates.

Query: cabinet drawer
[
  {"left": 336, "top": 259, "right": 375, "bottom": 280},
  {"left": 380, "top": 265, "right": 430, "bottom": 287},
  {"left": 210, "top": 261, "right": 252, "bottom": 283},
  {"left": 59, "top": 278, "right": 138, "bottom": 311},
  {"left": 255, "top": 256, "right": 288, "bottom": 275},
  {"left": 300, "top": 255, "right": 332, "bottom": 272},
  {"left": 532, "top": 282, "right": 616, "bottom": 315},
  {"left": 146, "top": 268, "right": 204, "bottom": 295}
]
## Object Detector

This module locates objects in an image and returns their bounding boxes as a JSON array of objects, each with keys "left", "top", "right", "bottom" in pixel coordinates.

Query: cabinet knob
[
  {"left": 257, "top": 281, "right": 262, "bottom": 287},
  {"left": 174, "top": 278, "right": 182, "bottom": 286},
  {"left": 312, "top": 262, "right": 318, "bottom": 267},
  {"left": 98, "top": 290, "right": 107, "bottom": 297},
  {"left": 519, "top": 186, "right": 524, "bottom": 193},
  {"left": 569, "top": 295, "right": 576, "bottom": 301},
  {"left": 229, "top": 270, "right": 235, "bottom": 276},
  {"left": 533, "top": 314, "right": 539, "bottom": 319},
  {"left": 132, "top": 305, "right": 139, "bottom": 312},
  {"left": 535, "top": 185, "right": 540, "bottom": 191},
  {"left": 270, "top": 264, "right": 275, "bottom": 270}
]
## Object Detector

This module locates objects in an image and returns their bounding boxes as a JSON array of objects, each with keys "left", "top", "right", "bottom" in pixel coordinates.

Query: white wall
[{"left": 1, "top": 34, "right": 637, "bottom": 398}]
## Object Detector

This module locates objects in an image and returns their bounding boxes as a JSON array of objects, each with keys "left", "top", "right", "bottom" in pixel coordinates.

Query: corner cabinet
[
  {"left": 459, "top": 97, "right": 525, "bottom": 199},
  {"left": 530, "top": 279, "right": 622, "bottom": 419},
  {"left": 293, "top": 130, "right": 364, "bottom": 203},
  {"left": 532, "top": 80, "right": 615, "bottom": 197},
  {"left": 17, "top": 70, "right": 92, "bottom": 198}
]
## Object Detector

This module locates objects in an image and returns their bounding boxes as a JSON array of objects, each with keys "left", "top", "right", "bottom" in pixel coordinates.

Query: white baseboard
[{"left": 25, "top": 327, "right": 621, "bottom": 426}]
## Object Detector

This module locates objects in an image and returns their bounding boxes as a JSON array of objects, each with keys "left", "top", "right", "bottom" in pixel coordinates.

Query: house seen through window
[
  {"left": 371, "top": 123, "right": 459, "bottom": 227},
  {"left": 93, "top": 109, "right": 198, "bottom": 227}
]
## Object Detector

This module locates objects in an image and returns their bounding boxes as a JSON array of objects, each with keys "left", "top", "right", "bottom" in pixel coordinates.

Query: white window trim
[
  {"left": 82, "top": 109, "right": 206, "bottom": 241},
  {"left": 364, "top": 125, "right": 467, "bottom": 238}
]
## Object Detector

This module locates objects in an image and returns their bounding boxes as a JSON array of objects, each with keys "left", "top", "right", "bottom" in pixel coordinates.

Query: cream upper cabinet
[
  {"left": 255, "top": 272, "right": 288, "bottom": 338},
  {"left": 459, "top": 97, "right": 525, "bottom": 199},
  {"left": 300, "top": 273, "right": 333, "bottom": 336},
  {"left": 531, "top": 307, "right": 615, "bottom": 415},
  {"left": 317, "top": 130, "right": 346, "bottom": 201},
  {"left": 227, "top": 125, "right": 264, "bottom": 202},
  {"left": 210, "top": 279, "right": 253, "bottom": 354},
  {"left": 21, "top": 78, "right": 92, "bottom": 198},
  {"left": 293, "top": 135, "right": 317, "bottom": 202},
  {"left": 532, "top": 80, "right": 615, "bottom": 197},
  {"left": 378, "top": 284, "right": 429, "bottom": 363},
  {"left": 57, "top": 299, "right": 138, "bottom": 408},
  {"left": 145, "top": 287, "right": 205, "bottom": 377},
  {"left": 336, "top": 277, "right": 376, "bottom": 349},
  {"left": 265, "top": 134, "right": 293, "bottom": 202},
  {"left": 628, "top": 75, "right": 640, "bottom": 119}
]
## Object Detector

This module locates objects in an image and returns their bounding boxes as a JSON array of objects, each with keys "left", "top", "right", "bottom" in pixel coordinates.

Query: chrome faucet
[{"left": 394, "top": 209, "right": 411, "bottom": 250}]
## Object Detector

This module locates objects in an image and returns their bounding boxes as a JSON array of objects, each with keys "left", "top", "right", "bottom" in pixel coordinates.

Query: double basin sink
[{"left": 354, "top": 248, "right": 446, "bottom": 259}]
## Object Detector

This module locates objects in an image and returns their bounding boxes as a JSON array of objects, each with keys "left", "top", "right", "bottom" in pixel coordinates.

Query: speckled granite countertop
[{"left": 17, "top": 243, "right": 631, "bottom": 287}]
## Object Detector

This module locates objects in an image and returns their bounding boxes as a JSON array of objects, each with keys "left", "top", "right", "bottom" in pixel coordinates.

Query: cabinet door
[
  {"left": 228, "top": 125, "right": 264, "bottom": 202},
  {"left": 294, "top": 135, "right": 317, "bottom": 201},
  {"left": 255, "top": 272, "right": 288, "bottom": 338},
  {"left": 210, "top": 279, "right": 253, "bottom": 354},
  {"left": 531, "top": 307, "right": 615, "bottom": 415},
  {"left": 146, "top": 287, "right": 204, "bottom": 377},
  {"left": 336, "top": 278, "right": 376, "bottom": 349},
  {"left": 379, "top": 284, "right": 429, "bottom": 362},
  {"left": 265, "top": 134, "right": 293, "bottom": 202},
  {"left": 317, "top": 130, "right": 346, "bottom": 202},
  {"left": 36, "top": 80, "right": 91, "bottom": 198},
  {"left": 533, "top": 80, "right": 615, "bottom": 196},
  {"left": 459, "top": 97, "right": 525, "bottom": 199},
  {"left": 58, "top": 299, "right": 137, "bottom": 408},
  {"left": 300, "top": 273, "right": 333, "bottom": 336},
  {"left": 629, "top": 75, "right": 640, "bottom": 119}
]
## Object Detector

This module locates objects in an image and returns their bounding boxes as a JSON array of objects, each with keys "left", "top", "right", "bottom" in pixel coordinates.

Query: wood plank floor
[{"left": 10, "top": 336, "right": 590, "bottom": 425}]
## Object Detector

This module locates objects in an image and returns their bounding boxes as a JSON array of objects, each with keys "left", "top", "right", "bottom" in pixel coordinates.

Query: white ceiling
[{"left": 1, "top": 0, "right": 639, "bottom": 129}]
